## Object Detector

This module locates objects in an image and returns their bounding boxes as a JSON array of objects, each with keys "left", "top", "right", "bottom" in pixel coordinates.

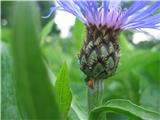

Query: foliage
[
  {"left": 1, "top": 42, "right": 21, "bottom": 119},
  {"left": 11, "top": 2, "right": 61, "bottom": 119},
  {"left": 89, "top": 99, "right": 160, "bottom": 120},
  {"left": 1, "top": 1, "right": 160, "bottom": 120},
  {"left": 55, "top": 63, "right": 72, "bottom": 119}
]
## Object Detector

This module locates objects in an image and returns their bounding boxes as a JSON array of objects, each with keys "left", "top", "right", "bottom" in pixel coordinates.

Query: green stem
[{"left": 88, "top": 79, "right": 104, "bottom": 112}]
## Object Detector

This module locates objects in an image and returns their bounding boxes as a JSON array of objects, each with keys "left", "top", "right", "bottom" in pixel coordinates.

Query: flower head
[
  {"left": 43, "top": 0, "right": 160, "bottom": 81},
  {"left": 44, "top": 0, "right": 160, "bottom": 31}
]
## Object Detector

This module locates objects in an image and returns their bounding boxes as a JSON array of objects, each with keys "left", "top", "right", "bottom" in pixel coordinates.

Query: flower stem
[{"left": 87, "top": 79, "right": 104, "bottom": 112}]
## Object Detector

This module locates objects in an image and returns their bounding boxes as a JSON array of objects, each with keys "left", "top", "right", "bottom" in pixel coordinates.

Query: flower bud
[{"left": 79, "top": 25, "right": 121, "bottom": 80}]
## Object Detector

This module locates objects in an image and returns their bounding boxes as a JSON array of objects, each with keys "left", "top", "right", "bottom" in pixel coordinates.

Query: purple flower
[
  {"left": 43, "top": 0, "right": 160, "bottom": 80},
  {"left": 43, "top": 0, "right": 160, "bottom": 31}
]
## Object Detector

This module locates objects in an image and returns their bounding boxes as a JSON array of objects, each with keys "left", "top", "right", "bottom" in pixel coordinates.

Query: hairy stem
[{"left": 88, "top": 79, "right": 104, "bottom": 112}]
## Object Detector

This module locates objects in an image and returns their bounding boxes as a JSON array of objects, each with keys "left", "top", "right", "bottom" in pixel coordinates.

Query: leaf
[
  {"left": 72, "top": 19, "right": 85, "bottom": 51},
  {"left": 71, "top": 96, "right": 88, "bottom": 120},
  {"left": 11, "top": 2, "right": 61, "bottom": 119},
  {"left": 55, "top": 62, "right": 72, "bottom": 119},
  {"left": 89, "top": 99, "right": 160, "bottom": 120},
  {"left": 41, "top": 20, "right": 54, "bottom": 44},
  {"left": 1, "top": 42, "right": 21, "bottom": 119},
  {"left": 1, "top": 28, "right": 12, "bottom": 43}
]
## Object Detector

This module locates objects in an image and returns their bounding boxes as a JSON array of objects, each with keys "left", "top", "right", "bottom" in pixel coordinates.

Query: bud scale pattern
[{"left": 79, "top": 25, "right": 121, "bottom": 80}]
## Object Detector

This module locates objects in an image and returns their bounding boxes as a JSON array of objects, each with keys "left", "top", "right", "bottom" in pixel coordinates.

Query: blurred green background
[{"left": 1, "top": 1, "right": 160, "bottom": 120}]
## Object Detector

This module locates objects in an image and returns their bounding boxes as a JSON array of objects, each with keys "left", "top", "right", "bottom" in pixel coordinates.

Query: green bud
[{"left": 79, "top": 25, "right": 121, "bottom": 81}]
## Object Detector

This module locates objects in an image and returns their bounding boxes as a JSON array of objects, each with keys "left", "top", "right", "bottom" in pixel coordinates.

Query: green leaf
[
  {"left": 72, "top": 19, "right": 85, "bottom": 51},
  {"left": 11, "top": 2, "right": 61, "bottom": 119},
  {"left": 1, "top": 42, "right": 21, "bottom": 119},
  {"left": 1, "top": 28, "right": 12, "bottom": 43},
  {"left": 89, "top": 99, "right": 160, "bottom": 120},
  {"left": 41, "top": 20, "right": 54, "bottom": 44},
  {"left": 55, "top": 62, "right": 72, "bottom": 119},
  {"left": 71, "top": 96, "right": 88, "bottom": 120}
]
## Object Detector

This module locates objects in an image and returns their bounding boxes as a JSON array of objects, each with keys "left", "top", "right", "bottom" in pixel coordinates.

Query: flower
[
  {"left": 43, "top": 0, "right": 160, "bottom": 81},
  {"left": 43, "top": 0, "right": 160, "bottom": 31}
]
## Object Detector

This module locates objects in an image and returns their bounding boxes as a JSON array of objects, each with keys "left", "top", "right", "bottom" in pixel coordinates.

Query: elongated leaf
[
  {"left": 1, "top": 42, "right": 21, "bottom": 119},
  {"left": 55, "top": 62, "right": 72, "bottom": 119},
  {"left": 89, "top": 99, "right": 160, "bottom": 120},
  {"left": 71, "top": 96, "right": 88, "bottom": 120},
  {"left": 41, "top": 20, "right": 54, "bottom": 44},
  {"left": 12, "top": 2, "right": 61, "bottom": 119},
  {"left": 72, "top": 20, "right": 85, "bottom": 51}
]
